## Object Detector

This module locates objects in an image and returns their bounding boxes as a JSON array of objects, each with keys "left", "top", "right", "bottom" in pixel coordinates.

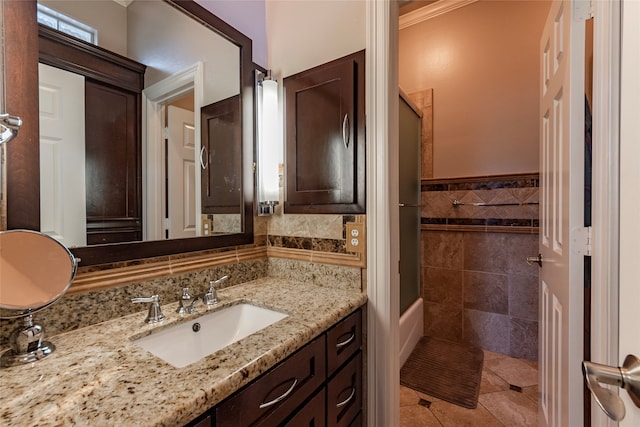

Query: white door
[
  {"left": 618, "top": 1, "right": 640, "bottom": 424},
  {"left": 167, "top": 105, "right": 196, "bottom": 239},
  {"left": 538, "top": 2, "right": 586, "bottom": 426},
  {"left": 38, "top": 63, "right": 87, "bottom": 247}
]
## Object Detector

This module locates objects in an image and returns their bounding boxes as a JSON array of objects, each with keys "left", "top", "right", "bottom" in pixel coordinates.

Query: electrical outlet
[
  {"left": 201, "top": 215, "right": 212, "bottom": 236},
  {"left": 346, "top": 222, "right": 365, "bottom": 253}
]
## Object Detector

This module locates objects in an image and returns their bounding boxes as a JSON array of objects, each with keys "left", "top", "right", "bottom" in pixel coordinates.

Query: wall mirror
[{"left": 2, "top": 0, "right": 255, "bottom": 266}]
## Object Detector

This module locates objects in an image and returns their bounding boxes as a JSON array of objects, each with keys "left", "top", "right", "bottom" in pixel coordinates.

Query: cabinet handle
[
  {"left": 258, "top": 378, "right": 298, "bottom": 409},
  {"left": 336, "top": 387, "right": 356, "bottom": 408},
  {"left": 199, "top": 146, "right": 208, "bottom": 170},
  {"left": 336, "top": 332, "right": 355, "bottom": 349},
  {"left": 342, "top": 113, "right": 350, "bottom": 149}
]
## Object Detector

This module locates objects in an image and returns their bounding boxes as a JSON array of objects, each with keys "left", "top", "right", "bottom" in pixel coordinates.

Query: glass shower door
[{"left": 399, "top": 93, "right": 422, "bottom": 315}]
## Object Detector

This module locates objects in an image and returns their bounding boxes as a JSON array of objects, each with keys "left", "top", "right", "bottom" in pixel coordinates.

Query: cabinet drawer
[
  {"left": 282, "top": 388, "right": 326, "bottom": 427},
  {"left": 326, "top": 309, "right": 362, "bottom": 376},
  {"left": 215, "top": 336, "right": 326, "bottom": 426},
  {"left": 326, "top": 352, "right": 362, "bottom": 427}
]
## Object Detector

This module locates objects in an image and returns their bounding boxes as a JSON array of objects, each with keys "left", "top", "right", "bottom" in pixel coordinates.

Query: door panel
[
  {"left": 168, "top": 105, "right": 196, "bottom": 239},
  {"left": 200, "top": 96, "right": 242, "bottom": 215},
  {"left": 38, "top": 63, "right": 86, "bottom": 247},
  {"left": 539, "top": 1, "right": 586, "bottom": 426}
]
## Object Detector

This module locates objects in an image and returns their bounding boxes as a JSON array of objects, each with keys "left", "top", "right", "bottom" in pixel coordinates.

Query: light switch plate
[{"left": 346, "top": 222, "right": 365, "bottom": 253}]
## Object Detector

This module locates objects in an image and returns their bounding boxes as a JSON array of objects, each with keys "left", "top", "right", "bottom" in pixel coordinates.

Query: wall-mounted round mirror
[{"left": 0, "top": 229, "right": 77, "bottom": 367}]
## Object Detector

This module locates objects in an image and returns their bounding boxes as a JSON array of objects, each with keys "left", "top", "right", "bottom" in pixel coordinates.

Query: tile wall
[{"left": 421, "top": 174, "right": 539, "bottom": 360}]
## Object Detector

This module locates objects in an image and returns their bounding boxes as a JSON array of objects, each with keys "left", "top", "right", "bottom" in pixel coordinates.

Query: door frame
[
  {"left": 365, "top": 1, "right": 626, "bottom": 426},
  {"left": 142, "top": 62, "right": 203, "bottom": 241},
  {"left": 590, "top": 1, "right": 621, "bottom": 425},
  {"left": 366, "top": 0, "right": 400, "bottom": 426},
  {"left": 618, "top": 1, "right": 640, "bottom": 425}
]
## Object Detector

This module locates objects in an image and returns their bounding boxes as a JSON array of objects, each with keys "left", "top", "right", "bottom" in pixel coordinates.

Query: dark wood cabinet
[
  {"left": 283, "top": 50, "right": 365, "bottom": 214},
  {"left": 85, "top": 80, "right": 142, "bottom": 244},
  {"left": 187, "top": 306, "right": 365, "bottom": 427},
  {"left": 39, "top": 25, "right": 145, "bottom": 245},
  {"left": 200, "top": 95, "right": 243, "bottom": 214}
]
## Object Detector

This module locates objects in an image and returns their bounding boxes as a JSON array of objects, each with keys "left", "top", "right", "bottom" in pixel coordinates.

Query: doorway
[{"left": 397, "top": 1, "right": 550, "bottom": 424}]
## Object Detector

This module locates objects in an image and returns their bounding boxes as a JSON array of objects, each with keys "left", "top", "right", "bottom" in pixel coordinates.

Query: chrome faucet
[
  {"left": 176, "top": 287, "right": 199, "bottom": 314},
  {"left": 203, "top": 275, "right": 229, "bottom": 306},
  {"left": 131, "top": 295, "right": 165, "bottom": 323}
]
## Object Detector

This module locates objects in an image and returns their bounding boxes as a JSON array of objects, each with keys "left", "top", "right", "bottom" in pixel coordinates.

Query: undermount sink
[{"left": 133, "top": 303, "right": 288, "bottom": 368}]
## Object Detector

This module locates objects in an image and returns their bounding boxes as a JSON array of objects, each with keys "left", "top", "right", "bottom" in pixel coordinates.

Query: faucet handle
[
  {"left": 131, "top": 295, "right": 159, "bottom": 304},
  {"left": 204, "top": 275, "right": 228, "bottom": 306},
  {"left": 212, "top": 275, "right": 229, "bottom": 287},
  {"left": 131, "top": 295, "right": 165, "bottom": 323}
]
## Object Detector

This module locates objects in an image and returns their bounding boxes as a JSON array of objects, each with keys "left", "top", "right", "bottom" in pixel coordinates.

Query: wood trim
[
  {"left": 4, "top": 0, "right": 40, "bottom": 231},
  {"left": 69, "top": 246, "right": 268, "bottom": 294},
  {"left": 38, "top": 25, "right": 146, "bottom": 92}
]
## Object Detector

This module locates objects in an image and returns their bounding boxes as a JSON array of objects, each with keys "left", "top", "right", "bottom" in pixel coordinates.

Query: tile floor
[{"left": 400, "top": 349, "right": 539, "bottom": 426}]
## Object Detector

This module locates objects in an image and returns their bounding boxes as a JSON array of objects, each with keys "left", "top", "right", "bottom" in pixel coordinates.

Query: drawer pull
[
  {"left": 259, "top": 378, "right": 298, "bottom": 409},
  {"left": 336, "top": 387, "right": 356, "bottom": 408},
  {"left": 336, "top": 332, "right": 355, "bottom": 349}
]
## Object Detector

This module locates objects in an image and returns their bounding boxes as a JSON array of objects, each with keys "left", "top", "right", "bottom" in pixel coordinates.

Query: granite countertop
[{"left": 0, "top": 277, "right": 367, "bottom": 426}]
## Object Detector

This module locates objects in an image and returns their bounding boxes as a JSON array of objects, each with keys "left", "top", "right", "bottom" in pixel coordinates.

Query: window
[{"left": 37, "top": 4, "right": 98, "bottom": 45}]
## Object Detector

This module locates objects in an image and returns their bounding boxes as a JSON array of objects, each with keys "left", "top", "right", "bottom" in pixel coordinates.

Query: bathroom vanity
[{"left": 0, "top": 278, "right": 366, "bottom": 426}]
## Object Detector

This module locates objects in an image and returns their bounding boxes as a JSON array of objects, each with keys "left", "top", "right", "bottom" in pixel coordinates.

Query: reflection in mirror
[
  {"left": 0, "top": 229, "right": 77, "bottom": 367},
  {"left": 36, "top": 0, "right": 243, "bottom": 247},
  {"left": 2, "top": 0, "right": 254, "bottom": 266}
]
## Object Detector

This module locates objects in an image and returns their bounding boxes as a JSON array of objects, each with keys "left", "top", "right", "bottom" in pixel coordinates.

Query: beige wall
[
  {"left": 128, "top": 1, "right": 239, "bottom": 105},
  {"left": 40, "top": 0, "right": 127, "bottom": 56},
  {"left": 264, "top": 0, "right": 366, "bottom": 239},
  {"left": 265, "top": 0, "right": 366, "bottom": 78},
  {"left": 399, "top": 1, "right": 550, "bottom": 178}
]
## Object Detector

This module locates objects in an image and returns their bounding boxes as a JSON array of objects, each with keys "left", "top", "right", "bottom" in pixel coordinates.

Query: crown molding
[
  {"left": 112, "top": 0, "right": 135, "bottom": 8},
  {"left": 399, "top": 0, "right": 478, "bottom": 29}
]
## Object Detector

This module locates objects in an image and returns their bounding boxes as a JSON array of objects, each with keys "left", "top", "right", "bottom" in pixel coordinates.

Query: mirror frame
[{"left": 3, "top": 0, "right": 255, "bottom": 266}]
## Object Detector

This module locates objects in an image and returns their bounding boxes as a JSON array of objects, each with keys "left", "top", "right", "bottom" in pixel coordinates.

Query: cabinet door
[
  {"left": 284, "top": 50, "right": 365, "bottom": 214},
  {"left": 85, "top": 80, "right": 142, "bottom": 244},
  {"left": 200, "top": 95, "right": 242, "bottom": 214}
]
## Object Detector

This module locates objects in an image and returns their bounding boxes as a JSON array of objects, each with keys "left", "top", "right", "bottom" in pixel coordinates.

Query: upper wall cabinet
[{"left": 284, "top": 50, "right": 365, "bottom": 214}]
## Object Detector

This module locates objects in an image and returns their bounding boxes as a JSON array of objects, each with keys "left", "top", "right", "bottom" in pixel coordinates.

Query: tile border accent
[
  {"left": 422, "top": 224, "right": 539, "bottom": 235},
  {"left": 421, "top": 173, "right": 539, "bottom": 191},
  {"left": 267, "top": 246, "right": 366, "bottom": 268},
  {"left": 70, "top": 246, "right": 268, "bottom": 294},
  {"left": 422, "top": 173, "right": 539, "bottom": 235},
  {"left": 70, "top": 215, "right": 367, "bottom": 292}
]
